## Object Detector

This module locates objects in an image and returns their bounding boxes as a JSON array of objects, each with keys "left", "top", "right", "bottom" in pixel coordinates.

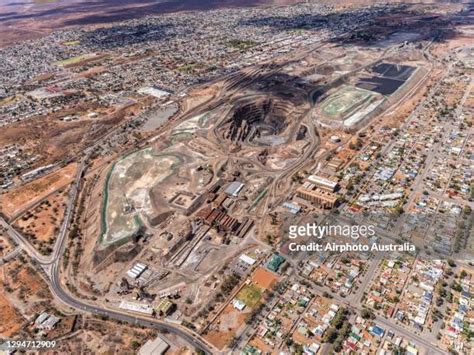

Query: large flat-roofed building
[
  {"left": 326, "top": 157, "right": 344, "bottom": 172},
  {"left": 296, "top": 187, "right": 338, "bottom": 209},
  {"left": 225, "top": 181, "right": 245, "bottom": 197},
  {"left": 126, "top": 262, "right": 148, "bottom": 279},
  {"left": 156, "top": 299, "right": 175, "bottom": 316},
  {"left": 35, "top": 311, "right": 60, "bottom": 330},
  {"left": 138, "top": 335, "right": 170, "bottom": 355},
  {"left": 307, "top": 175, "right": 338, "bottom": 192},
  {"left": 119, "top": 300, "right": 154, "bottom": 315},
  {"left": 267, "top": 253, "right": 285, "bottom": 272}
]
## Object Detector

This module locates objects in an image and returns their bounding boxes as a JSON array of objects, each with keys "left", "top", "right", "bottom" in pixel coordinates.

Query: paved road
[
  {"left": 1, "top": 140, "right": 217, "bottom": 354},
  {"left": 48, "top": 262, "right": 214, "bottom": 353},
  {"left": 351, "top": 258, "right": 381, "bottom": 305},
  {"left": 0, "top": 40, "right": 327, "bottom": 355},
  {"left": 0, "top": 216, "right": 49, "bottom": 265},
  {"left": 299, "top": 274, "right": 445, "bottom": 355}
]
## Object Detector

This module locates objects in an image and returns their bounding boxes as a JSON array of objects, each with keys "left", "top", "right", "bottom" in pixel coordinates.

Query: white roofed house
[
  {"left": 232, "top": 299, "right": 246, "bottom": 311},
  {"left": 35, "top": 311, "right": 60, "bottom": 330},
  {"left": 239, "top": 254, "right": 256, "bottom": 266},
  {"left": 307, "top": 175, "right": 338, "bottom": 192},
  {"left": 35, "top": 312, "right": 49, "bottom": 326}
]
